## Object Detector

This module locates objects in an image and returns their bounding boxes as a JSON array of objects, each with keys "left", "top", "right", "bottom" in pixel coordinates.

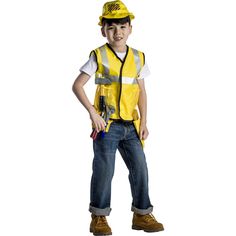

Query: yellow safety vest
[
  {"left": 91, "top": 43, "right": 145, "bottom": 146},
  {"left": 91, "top": 43, "right": 144, "bottom": 119}
]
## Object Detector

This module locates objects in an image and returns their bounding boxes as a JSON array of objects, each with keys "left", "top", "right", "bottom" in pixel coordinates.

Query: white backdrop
[{"left": 1, "top": 0, "right": 236, "bottom": 235}]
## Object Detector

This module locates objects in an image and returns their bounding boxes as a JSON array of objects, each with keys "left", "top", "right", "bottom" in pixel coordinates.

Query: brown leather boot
[
  {"left": 90, "top": 214, "right": 112, "bottom": 235},
  {"left": 132, "top": 213, "right": 164, "bottom": 232}
]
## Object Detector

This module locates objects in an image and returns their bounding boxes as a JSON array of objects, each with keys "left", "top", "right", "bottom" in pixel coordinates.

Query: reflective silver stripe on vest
[
  {"left": 95, "top": 78, "right": 112, "bottom": 85},
  {"left": 122, "top": 76, "right": 138, "bottom": 84},
  {"left": 131, "top": 48, "right": 142, "bottom": 77},
  {"left": 98, "top": 46, "right": 109, "bottom": 76},
  {"left": 95, "top": 75, "right": 119, "bottom": 84},
  {"left": 95, "top": 76, "right": 137, "bottom": 85}
]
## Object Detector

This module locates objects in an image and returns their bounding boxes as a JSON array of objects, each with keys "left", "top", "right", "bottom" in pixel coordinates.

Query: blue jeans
[{"left": 89, "top": 121, "right": 153, "bottom": 216}]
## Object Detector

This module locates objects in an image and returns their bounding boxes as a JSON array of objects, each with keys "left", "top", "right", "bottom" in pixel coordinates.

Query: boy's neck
[{"left": 108, "top": 43, "right": 127, "bottom": 53}]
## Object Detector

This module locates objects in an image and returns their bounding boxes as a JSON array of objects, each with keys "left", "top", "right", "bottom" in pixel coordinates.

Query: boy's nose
[{"left": 114, "top": 28, "right": 121, "bottom": 35}]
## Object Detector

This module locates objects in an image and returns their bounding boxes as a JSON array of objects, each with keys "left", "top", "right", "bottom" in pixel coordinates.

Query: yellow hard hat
[{"left": 98, "top": 0, "right": 135, "bottom": 26}]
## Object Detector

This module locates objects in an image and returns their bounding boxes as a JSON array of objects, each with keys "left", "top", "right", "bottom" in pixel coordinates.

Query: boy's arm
[
  {"left": 137, "top": 79, "right": 149, "bottom": 140},
  {"left": 72, "top": 72, "right": 106, "bottom": 132}
]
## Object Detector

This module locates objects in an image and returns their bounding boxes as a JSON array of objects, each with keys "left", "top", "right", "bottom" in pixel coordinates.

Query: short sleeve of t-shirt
[
  {"left": 79, "top": 53, "right": 98, "bottom": 77},
  {"left": 79, "top": 52, "right": 150, "bottom": 79}
]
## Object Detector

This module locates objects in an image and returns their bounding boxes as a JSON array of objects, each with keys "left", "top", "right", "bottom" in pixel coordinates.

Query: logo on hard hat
[{"left": 107, "top": 3, "right": 120, "bottom": 13}]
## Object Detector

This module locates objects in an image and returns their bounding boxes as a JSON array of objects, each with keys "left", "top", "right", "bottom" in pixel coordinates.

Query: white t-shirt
[{"left": 80, "top": 52, "right": 150, "bottom": 79}]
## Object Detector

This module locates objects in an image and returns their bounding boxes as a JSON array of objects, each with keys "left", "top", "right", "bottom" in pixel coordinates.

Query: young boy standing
[{"left": 72, "top": 0, "right": 164, "bottom": 235}]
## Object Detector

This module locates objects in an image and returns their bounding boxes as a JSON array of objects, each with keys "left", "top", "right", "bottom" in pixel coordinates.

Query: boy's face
[{"left": 102, "top": 22, "right": 132, "bottom": 52}]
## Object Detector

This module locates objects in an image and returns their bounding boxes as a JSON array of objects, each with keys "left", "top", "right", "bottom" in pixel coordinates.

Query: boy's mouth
[{"left": 114, "top": 37, "right": 123, "bottom": 41}]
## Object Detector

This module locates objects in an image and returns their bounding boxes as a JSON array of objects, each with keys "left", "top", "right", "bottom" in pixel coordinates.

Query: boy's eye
[
  {"left": 121, "top": 26, "right": 126, "bottom": 29},
  {"left": 107, "top": 27, "right": 114, "bottom": 30}
]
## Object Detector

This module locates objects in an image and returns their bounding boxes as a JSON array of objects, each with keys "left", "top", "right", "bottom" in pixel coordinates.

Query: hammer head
[{"left": 104, "top": 105, "right": 115, "bottom": 123}]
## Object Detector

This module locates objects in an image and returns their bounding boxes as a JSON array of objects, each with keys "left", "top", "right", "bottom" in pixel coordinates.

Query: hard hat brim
[{"left": 98, "top": 13, "right": 135, "bottom": 26}]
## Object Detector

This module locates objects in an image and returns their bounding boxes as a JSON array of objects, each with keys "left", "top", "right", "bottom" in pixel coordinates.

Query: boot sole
[
  {"left": 132, "top": 225, "right": 164, "bottom": 232},
  {"left": 90, "top": 228, "right": 112, "bottom": 235}
]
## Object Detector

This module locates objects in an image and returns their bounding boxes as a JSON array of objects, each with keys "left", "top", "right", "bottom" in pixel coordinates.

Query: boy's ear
[
  {"left": 129, "top": 25, "right": 132, "bottom": 34},
  {"left": 101, "top": 27, "right": 106, "bottom": 37}
]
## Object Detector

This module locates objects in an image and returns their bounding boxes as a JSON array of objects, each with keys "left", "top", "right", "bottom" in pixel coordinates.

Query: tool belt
[{"left": 110, "top": 119, "right": 133, "bottom": 125}]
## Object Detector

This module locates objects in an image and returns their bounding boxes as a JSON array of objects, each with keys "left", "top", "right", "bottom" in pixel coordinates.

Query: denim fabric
[{"left": 89, "top": 121, "right": 153, "bottom": 216}]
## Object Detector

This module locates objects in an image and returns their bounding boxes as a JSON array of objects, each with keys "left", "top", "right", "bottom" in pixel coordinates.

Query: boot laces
[
  {"left": 144, "top": 213, "right": 157, "bottom": 223},
  {"left": 96, "top": 216, "right": 108, "bottom": 226}
]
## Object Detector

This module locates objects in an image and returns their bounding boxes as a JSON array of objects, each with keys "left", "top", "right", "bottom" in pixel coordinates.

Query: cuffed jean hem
[
  {"left": 131, "top": 205, "right": 153, "bottom": 215},
  {"left": 89, "top": 205, "right": 112, "bottom": 216}
]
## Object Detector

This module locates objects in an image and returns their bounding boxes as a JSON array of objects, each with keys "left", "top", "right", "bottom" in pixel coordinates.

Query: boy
[{"left": 72, "top": 0, "right": 164, "bottom": 235}]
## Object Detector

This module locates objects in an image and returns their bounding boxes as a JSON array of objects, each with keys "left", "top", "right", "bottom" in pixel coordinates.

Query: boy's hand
[
  {"left": 139, "top": 123, "right": 149, "bottom": 140},
  {"left": 89, "top": 110, "right": 106, "bottom": 133}
]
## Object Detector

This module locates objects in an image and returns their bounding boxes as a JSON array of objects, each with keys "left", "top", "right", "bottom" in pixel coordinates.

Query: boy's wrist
[
  {"left": 140, "top": 118, "right": 147, "bottom": 125},
  {"left": 88, "top": 106, "right": 97, "bottom": 115}
]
